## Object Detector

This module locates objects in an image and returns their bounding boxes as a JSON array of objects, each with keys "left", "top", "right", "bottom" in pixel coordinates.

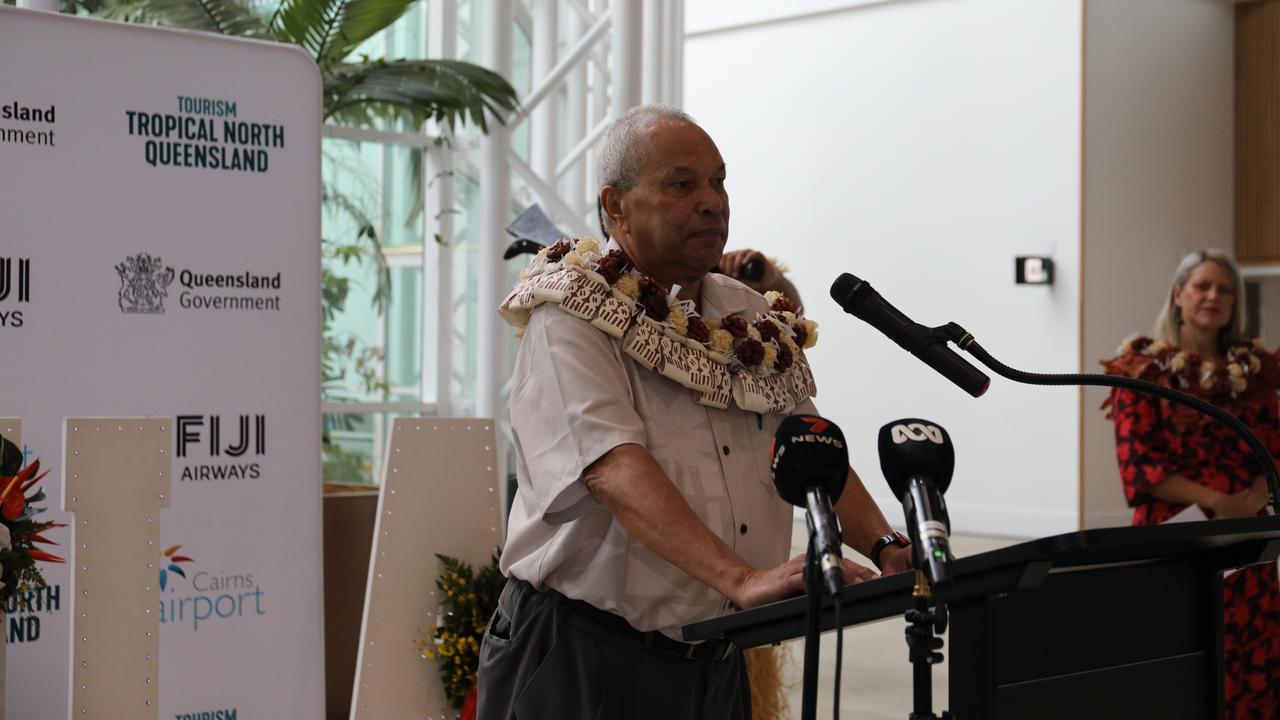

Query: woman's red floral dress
[{"left": 1103, "top": 336, "right": 1280, "bottom": 719}]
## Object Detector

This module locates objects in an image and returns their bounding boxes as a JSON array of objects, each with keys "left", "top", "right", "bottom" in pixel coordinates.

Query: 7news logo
[{"left": 0, "top": 257, "right": 30, "bottom": 328}]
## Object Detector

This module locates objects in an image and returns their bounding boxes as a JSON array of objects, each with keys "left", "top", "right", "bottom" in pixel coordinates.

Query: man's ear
[{"left": 601, "top": 185, "right": 626, "bottom": 235}]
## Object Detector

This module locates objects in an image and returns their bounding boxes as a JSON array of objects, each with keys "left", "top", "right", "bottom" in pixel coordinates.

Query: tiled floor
[{"left": 775, "top": 518, "right": 1021, "bottom": 719}]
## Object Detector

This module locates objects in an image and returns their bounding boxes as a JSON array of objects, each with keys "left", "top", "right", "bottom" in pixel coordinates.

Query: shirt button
[
  {"left": 722, "top": 445, "right": 731, "bottom": 456},
  {"left": 740, "top": 524, "right": 748, "bottom": 535}
]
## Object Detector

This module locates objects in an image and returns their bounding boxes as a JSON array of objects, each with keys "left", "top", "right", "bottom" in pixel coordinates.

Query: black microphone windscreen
[
  {"left": 877, "top": 419, "right": 955, "bottom": 498},
  {"left": 771, "top": 415, "right": 849, "bottom": 507},
  {"left": 829, "top": 273, "right": 863, "bottom": 311}
]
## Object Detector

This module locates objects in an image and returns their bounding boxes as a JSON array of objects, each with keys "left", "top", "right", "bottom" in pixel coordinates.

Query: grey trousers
[{"left": 476, "top": 579, "right": 751, "bottom": 720}]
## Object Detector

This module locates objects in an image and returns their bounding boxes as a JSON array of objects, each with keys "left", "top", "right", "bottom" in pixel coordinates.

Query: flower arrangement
[
  {"left": 420, "top": 551, "right": 503, "bottom": 719},
  {"left": 0, "top": 436, "right": 65, "bottom": 610}
]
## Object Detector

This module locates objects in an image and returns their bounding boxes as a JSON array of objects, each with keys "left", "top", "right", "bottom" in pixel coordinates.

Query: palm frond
[
  {"left": 320, "top": 0, "right": 416, "bottom": 66},
  {"left": 271, "top": 0, "right": 348, "bottom": 64},
  {"left": 324, "top": 59, "right": 520, "bottom": 132},
  {"left": 100, "top": 0, "right": 267, "bottom": 37}
]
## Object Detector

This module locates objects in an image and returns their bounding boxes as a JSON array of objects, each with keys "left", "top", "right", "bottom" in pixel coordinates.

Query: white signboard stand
[
  {"left": 0, "top": 8, "right": 324, "bottom": 718},
  {"left": 351, "top": 419, "right": 503, "bottom": 720}
]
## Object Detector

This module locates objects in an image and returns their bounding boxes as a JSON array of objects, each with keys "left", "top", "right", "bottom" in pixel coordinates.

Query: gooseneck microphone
[
  {"left": 830, "top": 273, "right": 990, "bottom": 398},
  {"left": 878, "top": 419, "right": 955, "bottom": 590},
  {"left": 772, "top": 415, "right": 849, "bottom": 597}
]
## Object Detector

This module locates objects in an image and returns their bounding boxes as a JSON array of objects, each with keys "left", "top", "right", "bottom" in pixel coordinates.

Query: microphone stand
[
  {"left": 801, "top": 537, "right": 822, "bottom": 720},
  {"left": 928, "top": 323, "right": 1280, "bottom": 515},
  {"left": 905, "top": 570, "right": 953, "bottom": 719}
]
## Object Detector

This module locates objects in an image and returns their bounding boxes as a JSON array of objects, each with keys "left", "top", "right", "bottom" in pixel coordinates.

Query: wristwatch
[{"left": 869, "top": 531, "right": 911, "bottom": 570}]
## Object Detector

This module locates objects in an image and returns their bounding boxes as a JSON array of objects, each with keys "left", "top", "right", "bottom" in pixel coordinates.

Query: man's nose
[{"left": 697, "top": 183, "right": 725, "bottom": 214}]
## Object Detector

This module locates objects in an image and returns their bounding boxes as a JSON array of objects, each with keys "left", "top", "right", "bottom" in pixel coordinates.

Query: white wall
[
  {"left": 1081, "top": 0, "right": 1235, "bottom": 529},
  {"left": 686, "top": 0, "right": 1084, "bottom": 537}
]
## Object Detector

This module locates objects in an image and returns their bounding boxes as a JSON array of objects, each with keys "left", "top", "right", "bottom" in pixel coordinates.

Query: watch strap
[{"left": 870, "top": 531, "right": 910, "bottom": 570}]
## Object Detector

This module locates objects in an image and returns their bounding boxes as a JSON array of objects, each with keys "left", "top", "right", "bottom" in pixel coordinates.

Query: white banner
[{"left": 0, "top": 8, "right": 324, "bottom": 719}]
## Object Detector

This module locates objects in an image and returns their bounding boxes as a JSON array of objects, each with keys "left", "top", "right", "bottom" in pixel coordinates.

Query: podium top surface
[{"left": 683, "top": 515, "right": 1280, "bottom": 645}]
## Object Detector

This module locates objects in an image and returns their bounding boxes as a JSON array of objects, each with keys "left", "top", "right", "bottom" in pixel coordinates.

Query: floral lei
[
  {"left": 500, "top": 237, "right": 818, "bottom": 414},
  {"left": 1100, "top": 335, "right": 1280, "bottom": 419}
]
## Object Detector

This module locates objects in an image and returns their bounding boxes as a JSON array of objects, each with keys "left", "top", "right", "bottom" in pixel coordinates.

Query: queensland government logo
[
  {"left": 0, "top": 257, "right": 30, "bottom": 328},
  {"left": 158, "top": 543, "right": 266, "bottom": 632},
  {"left": 116, "top": 253, "right": 174, "bottom": 314}
]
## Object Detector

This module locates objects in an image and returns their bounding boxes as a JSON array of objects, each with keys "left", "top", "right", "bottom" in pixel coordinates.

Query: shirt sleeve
[
  {"left": 1110, "top": 388, "right": 1170, "bottom": 506},
  {"left": 509, "top": 305, "right": 647, "bottom": 523}
]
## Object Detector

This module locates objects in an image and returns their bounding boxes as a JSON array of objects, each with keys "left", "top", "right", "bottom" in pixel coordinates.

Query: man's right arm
[{"left": 585, "top": 443, "right": 873, "bottom": 609}]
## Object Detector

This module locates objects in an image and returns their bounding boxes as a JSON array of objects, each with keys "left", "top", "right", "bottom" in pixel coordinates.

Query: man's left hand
[{"left": 877, "top": 544, "right": 913, "bottom": 576}]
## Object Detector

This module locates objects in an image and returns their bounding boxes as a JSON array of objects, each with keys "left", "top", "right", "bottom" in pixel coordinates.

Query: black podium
[{"left": 684, "top": 516, "right": 1280, "bottom": 720}]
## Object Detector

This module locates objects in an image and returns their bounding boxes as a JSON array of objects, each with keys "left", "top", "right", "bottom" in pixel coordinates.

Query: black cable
[
  {"left": 833, "top": 594, "right": 843, "bottom": 720},
  {"left": 941, "top": 322, "right": 1280, "bottom": 515}
]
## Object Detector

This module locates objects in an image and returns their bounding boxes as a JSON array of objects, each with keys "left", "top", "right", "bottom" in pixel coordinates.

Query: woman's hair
[{"left": 1151, "top": 248, "right": 1246, "bottom": 348}]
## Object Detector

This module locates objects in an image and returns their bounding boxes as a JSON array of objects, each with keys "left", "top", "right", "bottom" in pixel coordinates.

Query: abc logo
[{"left": 890, "top": 423, "right": 943, "bottom": 445}]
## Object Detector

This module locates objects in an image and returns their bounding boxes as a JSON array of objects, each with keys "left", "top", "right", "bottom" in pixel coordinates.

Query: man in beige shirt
[{"left": 478, "top": 106, "right": 911, "bottom": 720}]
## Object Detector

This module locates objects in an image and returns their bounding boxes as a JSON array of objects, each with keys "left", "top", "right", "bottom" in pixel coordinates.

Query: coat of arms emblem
[{"left": 116, "top": 254, "right": 175, "bottom": 314}]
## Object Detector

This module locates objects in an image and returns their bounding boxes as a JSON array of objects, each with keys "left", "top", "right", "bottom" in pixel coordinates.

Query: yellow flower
[
  {"left": 534, "top": 247, "right": 549, "bottom": 263},
  {"left": 802, "top": 319, "right": 819, "bottom": 349},
  {"left": 1249, "top": 354, "right": 1262, "bottom": 373},
  {"left": 1149, "top": 340, "right": 1168, "bottom": 353},
  {"left": 563, "top": 251, "right": 583, "bottom": 268},
  {"left": 1200, "top": 360, "right": 1215, "bottom": 374},
  {"left": 747, "top": 326, "right": 762, "bottom": 342},
  {"left": 614, "top": 273, "right": 640, "bottom": 299},
  {"left": 1227, "top": 363, "right": 1244, "bottom": 378},
  {"left": 710, "top": 329, "right": 734, "bottom": 354},
  {"left": 1170, "top": 352, "right": 1186, "bottom": 371},
  {"left": 703, "top": 317, "right": 720, "bottom": 331},
  {"left": 1232, "top": 377, "right": 1248, "bottom": 393},
  {"left": 762, "top": 340, "right": 778, "bottom": 370},
  {"left": 764, "top": 290, "right": 784, "bottom": 306},
  {"left": 667, "top": 305, "right": 689, "bottom": 335},
  {"left": 1254, "top": 337, "right": 1266, "bottom": 350},
  {"left": 575, "top": 237, "right": 600, "bottom": 255},
  {"left": 779, "top": 311, "right": 796, "bottom": 325},
  {"left": 1199, "top": 374, "right": 1214, "bottom": 390}
]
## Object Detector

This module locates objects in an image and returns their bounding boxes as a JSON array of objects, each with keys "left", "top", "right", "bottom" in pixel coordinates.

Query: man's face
[{"left": 612, "top": 121, "right": 729, "bottom": 286}]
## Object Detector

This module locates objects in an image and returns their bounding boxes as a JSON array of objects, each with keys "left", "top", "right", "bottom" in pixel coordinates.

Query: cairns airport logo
[
  {"left": 0, "top": 257, "right": 30, "bottom": 329},
  {"left": 116, "top": 253, "right": 282, "bottom": 313},
  {"left": 158, "top": 543, "right": 267, "bottom": 633}
]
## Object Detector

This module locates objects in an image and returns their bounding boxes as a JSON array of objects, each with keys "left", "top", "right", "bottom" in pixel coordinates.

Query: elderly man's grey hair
[{"left": 595, "top": 105, "right": 698, "bottom": 237}]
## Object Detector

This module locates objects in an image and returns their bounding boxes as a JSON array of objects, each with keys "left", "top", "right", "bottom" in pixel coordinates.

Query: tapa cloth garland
[{"left": 499, "top": 237, "right": 818, "bottom": 414}]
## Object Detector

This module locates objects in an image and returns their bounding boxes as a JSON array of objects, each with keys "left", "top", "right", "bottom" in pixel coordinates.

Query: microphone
[
  {"left": 877, "top": 419, "right": 955, "bottom": 589},
  {"left": 711, "top": 258, "right": 764, "bottom": 282},
  {"left": 830, "top": 273, "right": 990, "bottom": 398},
  {"left": 772, "top": 414, "right": 849, "bottom": 597}
]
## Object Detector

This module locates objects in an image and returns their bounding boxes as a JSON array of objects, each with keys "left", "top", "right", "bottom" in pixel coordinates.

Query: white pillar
[
  {"left": 478, "top": 0, "right": 513, "bottom": 421},
  {"left": 642, "top": 0, "right": 663, "bottom": 105},
  {"left": 423, "top": 0, "right": 458, "bottom": 415},
  {"left": 565, "top": 8, "right": 590, "bottom": 222},
  {"left": 532, "top": 0, "right": 560, "bottom": 184},
  {"left": 16, "top": 0, "right": 57, "bottom": 10},
  {"left": 610, "top": 0, "right": 643, "bottom": 117},
  {"left": 667, "top": 0, "right": 684, "bottom": 107}
]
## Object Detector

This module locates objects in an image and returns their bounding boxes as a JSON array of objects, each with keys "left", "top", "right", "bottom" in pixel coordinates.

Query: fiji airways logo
[
  {"left": 891, "top": 423, "right": 944, "bottom": 445},
  {"left": 0, "top": 258, "right": 30, "bottom": 303},
  {"left": 158, "top": 542, "right": 267, "bottom": 632},
  {"left": 116, "top": 253, "right": 175, "bottom": 314}
]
